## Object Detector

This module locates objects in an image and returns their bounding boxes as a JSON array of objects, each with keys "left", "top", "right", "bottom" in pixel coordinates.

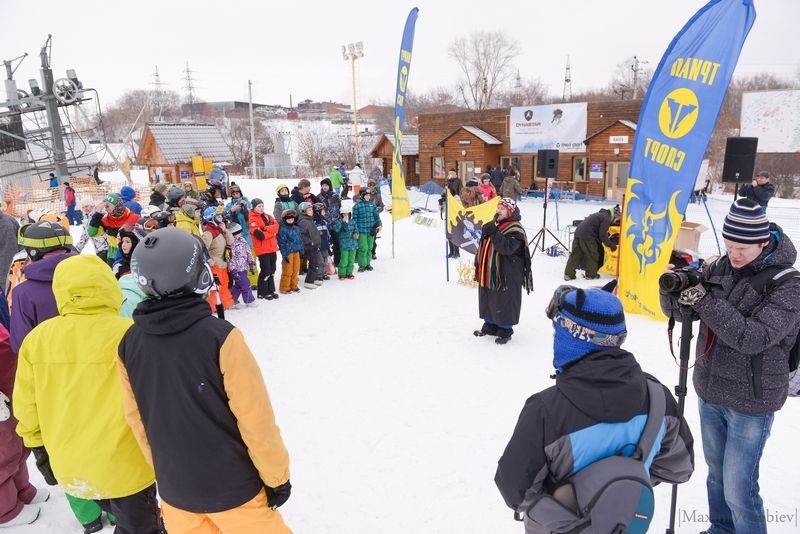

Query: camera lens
[{"left": 659, "top": 272, "right": 684, "bottom": 292}]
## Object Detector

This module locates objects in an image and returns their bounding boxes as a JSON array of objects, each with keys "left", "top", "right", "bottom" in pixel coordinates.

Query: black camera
[{"left": 659, "top": 266, "right": 703, "bottom": 293}]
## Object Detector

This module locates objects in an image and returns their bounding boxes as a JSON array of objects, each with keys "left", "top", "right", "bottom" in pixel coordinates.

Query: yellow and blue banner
[
  {"left": 619, "top": 0, "right": 756, "bottom": 320},
  {"left": 447, "top": 191, "right": 499, "bottom": 255},
  {"left": 390, "top": 7, "right": 418, "bottom": 223}
]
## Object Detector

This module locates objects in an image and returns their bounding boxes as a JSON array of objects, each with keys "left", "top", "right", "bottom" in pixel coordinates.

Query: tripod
[
  {"left": 529, "top": 192, "right": 567, "bottom": 256},
  {"left": 666, "top": 305, "right": 695, "bottom": 534}
]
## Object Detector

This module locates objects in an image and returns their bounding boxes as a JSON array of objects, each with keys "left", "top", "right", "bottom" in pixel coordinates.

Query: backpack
[
  {"left": 517, "top": 380, "right": 665, "bottom": 534},
  {"left": 748, "top": 266, "right": 800, "bottom": 397}
]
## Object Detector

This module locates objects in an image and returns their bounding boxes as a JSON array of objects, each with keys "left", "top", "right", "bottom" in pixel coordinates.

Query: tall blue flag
[
  {"left": 390, "top": 7, "right": 419, "bottom": 223},
  {"left": 619, "top": 0, "right": 756, "bottom": 320}
]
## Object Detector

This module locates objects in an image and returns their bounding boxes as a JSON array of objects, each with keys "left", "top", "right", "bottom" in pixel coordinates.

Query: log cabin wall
[{"left": 418, "top": 99, "right": 641, "bottom": 198}]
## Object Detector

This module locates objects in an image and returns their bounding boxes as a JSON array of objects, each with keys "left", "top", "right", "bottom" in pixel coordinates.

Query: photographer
[{"left": 660, "top": 199, "right": 800, "bottom": 534}]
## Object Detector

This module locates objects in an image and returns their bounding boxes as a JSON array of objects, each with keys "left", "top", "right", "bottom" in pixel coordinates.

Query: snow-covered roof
[
  {"left": 383, "top": 134, "right": 419, "bottom": 156},
  {"left": 437, "top": 126, "right": 503, "bottom": 146},
  {"left": 584, "top": 120, "right": 638, "bottom": 143},
  {"left": 146, "top": 123, "right": 234, "bottom": 164},
  {"left": 461, "top": 126, "right": 503, "bottom": 145}
]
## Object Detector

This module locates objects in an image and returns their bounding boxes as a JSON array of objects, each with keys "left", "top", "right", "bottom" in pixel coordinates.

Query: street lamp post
[{"left": 342, "top": 42, "right": 364, "bottom": 164}]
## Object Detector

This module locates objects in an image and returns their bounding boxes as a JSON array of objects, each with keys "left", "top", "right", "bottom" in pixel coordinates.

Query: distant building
[
  {"left": 137, "top": 123, "right": 234, "bottom": 184},
  {"left": 181, "top": 101, "right": 272, "bottom": 115},
  {"left": 369, "top": 133, "right": 419, "bottom": 185},
  {"left": 296, "top": 99, "right": 351, "bottom": 119}
]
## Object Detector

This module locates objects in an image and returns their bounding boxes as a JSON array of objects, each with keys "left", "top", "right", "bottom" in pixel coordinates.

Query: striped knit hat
[
  {"left": 499, "top": 197, "right": 517, "bottom": 213},
  {"left": 722, "top": 199, "right": 770, "bottom": 244}
]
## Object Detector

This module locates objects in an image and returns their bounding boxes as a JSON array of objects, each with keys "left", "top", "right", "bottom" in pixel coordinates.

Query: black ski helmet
[
  {"left": 18, "top": 220, "right": 73, "bottom": 261},
  {"left": 131, "top": 227, "right": 213, "bottom": 299},
  {"left": 166, "top": 186, "right": 185, "bottom": 206}
]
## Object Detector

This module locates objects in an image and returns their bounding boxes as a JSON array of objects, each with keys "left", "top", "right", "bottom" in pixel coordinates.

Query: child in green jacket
[{"left": 330, "top": 205, "right": 359, "bottom": 279}]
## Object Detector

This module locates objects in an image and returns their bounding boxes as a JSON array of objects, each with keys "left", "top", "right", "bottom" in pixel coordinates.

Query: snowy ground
[{"left": 17, "top": 178, "right": 800, "bottom": 533}]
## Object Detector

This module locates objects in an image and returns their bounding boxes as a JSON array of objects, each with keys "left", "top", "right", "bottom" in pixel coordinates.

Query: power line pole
[
  {"left": 248, "top": 80, "right": 257, "bottom": 179},
  {"left": 39, "top": 36, "right": 68, "bottom": 182},
  {"left": 631, "top": 56, "right": 648, "bottom": 99},
  {"left": 183, "top": 61, "right": 196, "bottom": 120},
  {"left": 562, "top": 55, "right": 573, "bottom": 102},
  {"left": 150, "top": 65, "right": 166, "bottom": 122}
]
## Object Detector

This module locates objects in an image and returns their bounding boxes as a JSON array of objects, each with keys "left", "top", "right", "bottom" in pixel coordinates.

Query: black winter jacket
[
  {"left": 495, "top": 349, "right": 694, "bottom": 511},
  {"left": 574, "top": 209, "right": 614, "bottom": 247},
  {"left": 118, "top": 296, "right": 289, "bottom": 512},
  {"left": 740, "top": 181, "right": 776, "bottom": 207}
]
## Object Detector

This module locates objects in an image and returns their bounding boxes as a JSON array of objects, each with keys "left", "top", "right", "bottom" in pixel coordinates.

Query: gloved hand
[
  {"left": 482, "top": 221, "right": 498, "bottom": 237},
  {"left": 253, "top": 229, "right": 266, "bottom": 241},
  {"left": 31, "top": 447, "right": 58, "bottom": 486},
  {"left": 678, "top": 283, "right": 707, "bottom": 306},
  {"left": 89, "top": 211, "right": 104, "bottom": 227},
  {"left": 610, "top": 244, "right": 618, "bottom": 252},
  {"left": 0, "top": 391, "right": 9, "bottom": 422},
  {"left": 375, "top": 226, "right": 382, "bottom": 234},
  {"left": 265, "top": 480, "right": 292, "bottom": 509}
]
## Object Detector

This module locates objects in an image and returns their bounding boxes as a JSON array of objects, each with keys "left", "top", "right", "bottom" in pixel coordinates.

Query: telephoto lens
[{"left": 658, "top": 267, "right": 702, "bottom": 292}]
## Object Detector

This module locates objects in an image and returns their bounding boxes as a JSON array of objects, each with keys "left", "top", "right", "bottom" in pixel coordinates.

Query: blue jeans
[
  {"left": 65, "top": 205, "right": 82, "bottom": 225},
  {"left": 699, "top": 398, "right": 774, "bottom": 534}
]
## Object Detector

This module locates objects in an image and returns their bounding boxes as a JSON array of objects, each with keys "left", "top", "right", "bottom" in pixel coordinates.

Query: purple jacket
[
  {"left": 10, "top": 252, "right": 76, "bottom": 353},
  {"left": 228, "top": 236, "right": 255, "bottom": 273}
]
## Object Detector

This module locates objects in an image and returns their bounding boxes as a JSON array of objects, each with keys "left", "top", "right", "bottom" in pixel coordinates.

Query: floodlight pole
[
  {"left": 343, "top": 43, "right": 364, "bottom": 164},
  {"left": 248, "top": 80, "right": 257, "bottom": 179}
]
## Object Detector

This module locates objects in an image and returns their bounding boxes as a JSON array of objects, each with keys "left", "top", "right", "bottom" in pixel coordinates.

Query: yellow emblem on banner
[{"left": 658, "top": 88, "right": 699, "bottom": 139}]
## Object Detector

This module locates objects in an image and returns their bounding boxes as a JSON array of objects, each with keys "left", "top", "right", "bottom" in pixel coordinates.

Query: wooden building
[
  {"left": 137, "top": 123, "right": 234, "bottom": 184},
  {"left": 369, "top": 134, "right": 420, "bottom": 185},
  {"left": 417, "top": 100, "right": 641, "bottom": 199}
]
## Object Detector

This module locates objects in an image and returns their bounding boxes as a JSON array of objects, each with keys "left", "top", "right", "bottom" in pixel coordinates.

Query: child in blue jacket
[{"left": 277, "top": 210, "right": 303, "bottom": 293}]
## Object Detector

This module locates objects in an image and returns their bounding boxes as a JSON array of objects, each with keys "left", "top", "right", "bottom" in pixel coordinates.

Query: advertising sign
[{"left": 510, "top": 102, "right": 588, "bottom": 153}]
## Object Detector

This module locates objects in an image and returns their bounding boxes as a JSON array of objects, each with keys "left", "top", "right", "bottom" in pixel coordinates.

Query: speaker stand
[{"left": 529, "top": 194, "right": 567, "bottom": 257}]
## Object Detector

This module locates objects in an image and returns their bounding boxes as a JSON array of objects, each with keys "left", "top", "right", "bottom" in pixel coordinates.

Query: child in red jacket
[{"left": 248, "top": 199, "right": 280, "bottom": 300}]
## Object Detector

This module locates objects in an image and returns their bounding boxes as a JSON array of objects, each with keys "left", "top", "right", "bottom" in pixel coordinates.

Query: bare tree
[
  {"left": 607, "top": 57, "right": 652, "bottom": 100},
  {"left": 448, "top": 31, "right": 520, "bottom": 109},
  {"left": 296, "top": 124, "right": 336, "bottom": 178},
  {"left": 215, "top": 112, "right": 276, "bottom": 173},
  {"left": 494, "top": 74, "right": 549, "bottom": 107},
  {"left": 89, "top": 88, "right": 183, "bottom": 159}
]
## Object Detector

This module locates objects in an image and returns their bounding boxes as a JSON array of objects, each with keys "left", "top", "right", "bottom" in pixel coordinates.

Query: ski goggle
[
  {"left": 551, "top": 311, "right": 627, "bottom": 347},
  {"left": 545, "top": 285, "right": 577, "bottom": 320}
]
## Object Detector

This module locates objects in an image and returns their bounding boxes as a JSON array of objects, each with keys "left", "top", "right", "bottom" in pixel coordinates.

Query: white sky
[{"left": 2, "top": 0, "right": 798, "bottom": 110}]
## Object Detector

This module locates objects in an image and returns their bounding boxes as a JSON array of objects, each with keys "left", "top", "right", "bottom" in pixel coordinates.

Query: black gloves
[
  {"left": 89, "top": 211, "right": 104, "bottom": 227},
  {"left": 31, "top": 446, "right": 58, "bottom": 486},
  {"left": 265, "top": 480, "right": 292, "bottom": 509},
  {"left": 253, "top": 229, "right": 266, "bottom": 241},
  {"left": 482, "top": 221, "right": 498, "bottom": 237}
]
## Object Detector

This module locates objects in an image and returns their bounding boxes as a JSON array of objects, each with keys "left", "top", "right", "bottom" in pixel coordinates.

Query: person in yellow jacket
[
  {"left": 13, "top": 254, "right": 162, "bottom": 533},
  {"left": 174, "top": 204, "right": 201, "bottom": 237},
  {"left": 119, "top": 227, "right": 291, "bottom": 533}
]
